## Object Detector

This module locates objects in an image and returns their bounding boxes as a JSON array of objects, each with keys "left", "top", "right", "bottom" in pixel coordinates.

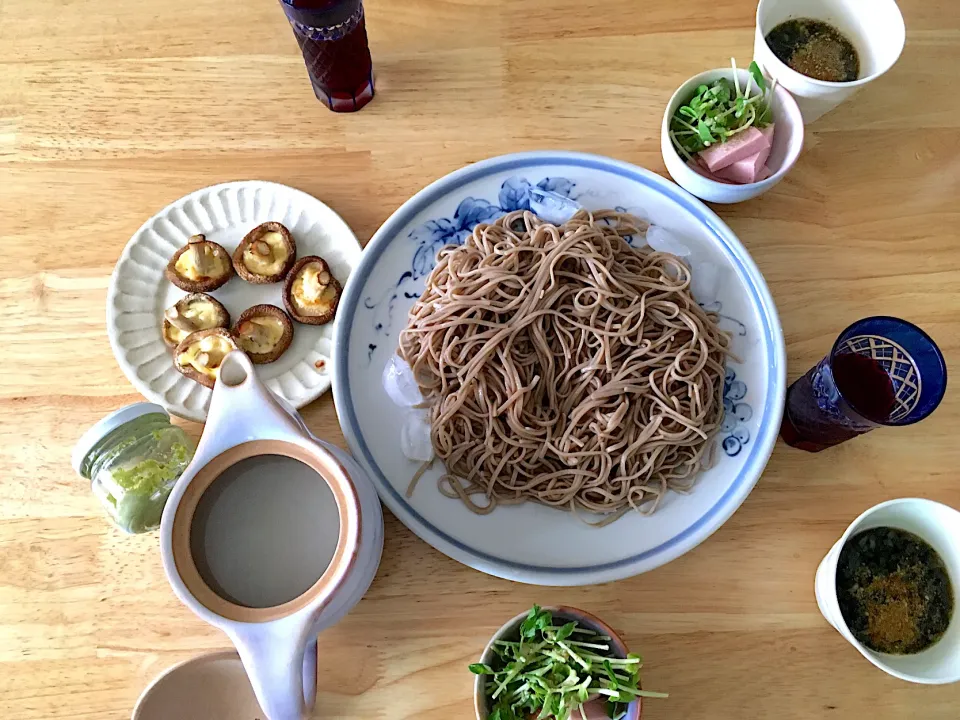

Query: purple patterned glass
[
  {"left": 280, "top": 0, "right": 374, "bottom": 112},
  {"left": 780, "top": 316, "right": 946, "bottom": 452}
]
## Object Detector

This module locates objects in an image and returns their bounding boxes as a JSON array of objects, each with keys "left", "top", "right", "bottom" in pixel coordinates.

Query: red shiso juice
[
  {"left": 280, "top": 0, "right": 375, "bottom": 113},
  {"left": 781, "top": 353, "right": 896, "bottom": 452}
]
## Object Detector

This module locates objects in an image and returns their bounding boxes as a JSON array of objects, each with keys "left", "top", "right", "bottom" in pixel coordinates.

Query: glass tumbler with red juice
[
  {"left": 780, "top": 316, "right": 946, "bottom": 452},
  {"left": 280, "top": 0, "right": 374, "bottom": 112}
]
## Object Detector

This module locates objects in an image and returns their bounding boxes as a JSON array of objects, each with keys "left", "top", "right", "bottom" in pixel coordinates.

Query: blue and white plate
[{"left": 332, "top": 152, "right": 786, "bottom": 586}]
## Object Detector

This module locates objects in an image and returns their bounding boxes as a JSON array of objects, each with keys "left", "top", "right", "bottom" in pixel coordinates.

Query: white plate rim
[
  {"left": 107, "top": 180, "right": 360, "bottom": 422},
  {"left": 333, "top": 151, "right": 786, "bottom": 585}
]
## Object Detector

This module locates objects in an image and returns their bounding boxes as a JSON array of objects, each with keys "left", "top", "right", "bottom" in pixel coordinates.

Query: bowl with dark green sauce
[
  {"left": 753, "top": 0, "right": 905, "bottom": 122},
  {"left": 837, "top": 527, "right": 953, "bottom": 656},
  {"left": 765, "top": 18, "right": 860, "bottom": 83},
  {"left": 815, "top": 498, "right": 960, "bottom": 684}
]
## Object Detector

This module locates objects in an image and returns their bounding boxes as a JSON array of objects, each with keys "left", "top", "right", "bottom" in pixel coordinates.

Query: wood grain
[{"left": 1, "top": 0, "right": 959, "bottom": 718}]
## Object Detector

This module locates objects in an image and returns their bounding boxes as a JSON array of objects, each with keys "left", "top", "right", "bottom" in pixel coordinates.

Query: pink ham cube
[
  {"left": 687, "top": 159, "right": 732, "bottom": 184},
  {"left": 698, "top": 126, "right": 768, "bottom": 172},
  {"left": 760, "top": 123, "right": 775, "bottom": 148},
  {"left": 711, "top": 125, "right": 777, "bottom": 184}
]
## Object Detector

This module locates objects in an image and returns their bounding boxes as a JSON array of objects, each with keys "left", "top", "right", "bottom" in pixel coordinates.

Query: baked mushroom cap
[
  {"left": 283, "top": 256, "right": 342, "bottom": 325},
  {"left": 173, "top": 328, "right": 240, "bottom": 389},
  {"left": 162, "top": 293, "right": 231, "bottom": 348},
  {"left": 165, "top": 234, "right": 233, "bottom": 292},
  {"left": 233, "top": 304, "right": 294, "bottom": 364},
  {"left": 232, "top": 222, "right": 297, "bottom": 284}
]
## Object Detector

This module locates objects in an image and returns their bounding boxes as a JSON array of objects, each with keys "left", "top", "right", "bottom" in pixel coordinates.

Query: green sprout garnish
[
  {"left": 670, "top": 59, "right": 775, "bottom": 160},
  {"left": 470, "top": 606, "right": 668, "bottom": 720}
]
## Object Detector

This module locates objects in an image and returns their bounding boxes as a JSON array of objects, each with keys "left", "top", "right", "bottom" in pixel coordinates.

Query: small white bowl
[
  {"left": 815, "top": 499, "right": 960, "bottom": 685},
  {"left": 754, "top": 0, "right": 906, "bottom": 123},
  {"left": 661, "top": 67, "right": 804, "bottom": 204}
]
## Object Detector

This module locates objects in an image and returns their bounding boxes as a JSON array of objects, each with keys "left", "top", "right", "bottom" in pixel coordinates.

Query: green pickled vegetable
[
  {"left": 115, "top": 485, "right": 170, "bottom": 534},
  {"left": 105, "top": 442, "right": 192, "bottom": 533},
  {"left": 111, "top": 443, "right": 191, "bottom": 492}
]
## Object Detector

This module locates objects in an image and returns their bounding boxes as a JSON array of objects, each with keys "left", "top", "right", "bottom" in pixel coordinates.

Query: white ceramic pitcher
[{"left": 160, "top": 351, "right": 383, "bottom": 720}]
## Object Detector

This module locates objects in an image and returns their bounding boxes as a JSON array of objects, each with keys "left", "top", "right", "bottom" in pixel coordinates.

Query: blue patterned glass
[{"left": 781, "top": 316, "right": 946, "bottom": 451}]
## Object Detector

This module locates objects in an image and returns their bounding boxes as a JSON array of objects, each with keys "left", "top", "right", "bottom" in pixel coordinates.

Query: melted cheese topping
[
  {"left": 242, "top": 231, "right": 290, "bottom": 277},
  {"left": 237, "top": 316, "right": 286, "bottom": 354},
  {"left": 176, "top": 334, "right": 235, "bottom": 379},
  {"left": 164, "top": 300, "right": 222, "bottom": 345},
  {"left": 174, "top": 244, "right": 229, "bottom": 281},
  {"left": 291, "top": 264, "right": 337, "bottom": 315}
]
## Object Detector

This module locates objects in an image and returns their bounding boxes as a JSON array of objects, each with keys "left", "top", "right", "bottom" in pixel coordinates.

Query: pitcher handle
[{"left": 230, "top": 618, "right": 318, "bottom": 720}]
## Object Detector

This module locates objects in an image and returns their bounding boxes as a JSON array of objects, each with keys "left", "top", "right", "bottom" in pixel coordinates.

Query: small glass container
[{"left": 72, "top": 403, "right": 195, "bottom": 534}]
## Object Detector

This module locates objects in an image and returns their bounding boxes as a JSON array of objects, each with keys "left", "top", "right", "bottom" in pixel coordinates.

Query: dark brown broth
[
  {"left": 836, "top": 527, "right": 953, "bottom": 655},
  {"left": 765, "top": 18, "right": 860, "bottom": 82}
]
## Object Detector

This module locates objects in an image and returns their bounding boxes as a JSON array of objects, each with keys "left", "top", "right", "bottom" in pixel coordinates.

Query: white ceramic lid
[{"left": 71, "top": 402, "right": 169, "bottom": 475}]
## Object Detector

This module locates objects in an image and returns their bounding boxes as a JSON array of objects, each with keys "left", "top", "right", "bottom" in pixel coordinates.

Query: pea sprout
[
  {"left": 469, "top": 606, "right": 667, "bottom": 720},
  {"left": 670, "top": 59, "right": 775, "bottom": 160}
]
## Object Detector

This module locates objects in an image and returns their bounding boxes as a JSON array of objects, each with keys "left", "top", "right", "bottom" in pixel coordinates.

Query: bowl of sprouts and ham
[{"left": 661, "top": 60, "right": 804, "bottom": 204}]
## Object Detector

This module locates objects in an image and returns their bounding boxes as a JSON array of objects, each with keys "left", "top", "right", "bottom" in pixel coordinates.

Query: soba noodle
[{"left": 398, "top": 209, "right": 729, "bottom": 522}]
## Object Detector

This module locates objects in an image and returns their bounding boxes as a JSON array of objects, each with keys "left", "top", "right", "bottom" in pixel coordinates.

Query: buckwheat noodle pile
[{"left": 398, "top": 209, "right": 729, "bottom": 524}]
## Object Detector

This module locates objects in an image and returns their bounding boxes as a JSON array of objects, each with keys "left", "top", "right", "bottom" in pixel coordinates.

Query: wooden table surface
[{"left": 2, "top": 0, "right": 959, "bottom": 718}]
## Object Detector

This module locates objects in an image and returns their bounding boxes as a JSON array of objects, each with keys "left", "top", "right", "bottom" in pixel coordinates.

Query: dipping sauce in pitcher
[{"left": 190, "top": 455, "right": 340, "bottom": 608}]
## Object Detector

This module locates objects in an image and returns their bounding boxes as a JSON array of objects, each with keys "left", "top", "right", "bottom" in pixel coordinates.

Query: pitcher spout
[
  {"left": 200, "top": 351, "right": 308, "bottom": 454},
  {"left": 229, "top": 616, "right": 318, "bottom": 720}
]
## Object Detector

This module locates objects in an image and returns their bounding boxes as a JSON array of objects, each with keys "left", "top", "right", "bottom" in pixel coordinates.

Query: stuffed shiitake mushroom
[
  {"left": 232, "top": 222, "right": 297, "bottom": 284},
  {"left": 173, "top": 328, "right": 240, "bottom": 389},
  {"left": 162, "top": 293, "right": 230, "bottom": 348},
  {"left": 283, "top": 255, "right": 342, "bottom": 325},
  {"left": 233, "top": 304, "right": 294, "bottom": 364},
  {"left": 165, "top": 234, "right": 233, "bottom": 292}
]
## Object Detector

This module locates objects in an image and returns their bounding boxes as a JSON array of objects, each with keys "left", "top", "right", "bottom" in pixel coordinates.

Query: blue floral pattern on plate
[
  {"left": 362, "top": 176, "right": 580, "bottom": 351},
  {"left": 720, "top": 367, "right": 752, "bottom": 457}
]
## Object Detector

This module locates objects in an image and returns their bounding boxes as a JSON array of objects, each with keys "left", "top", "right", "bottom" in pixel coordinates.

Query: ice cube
[
  {"left": 646, "top": 225, "right": 692, "bottom": 259},
  {"left": 401, "top": 410, "right": 434, "bottom": 462},
  {"left": 382, "top": 355, "right": 423, "bottom": 407},
  {"left": 689, "top": 259, "right": 723, "bottom": 305},
  {"left": 528, "top": 187, "right": 583, "bottom": 225},
  {"left": 621, "top": 204, "right": 652, "bottom": 226}
]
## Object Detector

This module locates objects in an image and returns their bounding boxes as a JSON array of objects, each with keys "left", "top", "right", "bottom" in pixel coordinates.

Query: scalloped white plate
[{"left": 107, "top": 181, "right": 362, "bottom": 422}]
